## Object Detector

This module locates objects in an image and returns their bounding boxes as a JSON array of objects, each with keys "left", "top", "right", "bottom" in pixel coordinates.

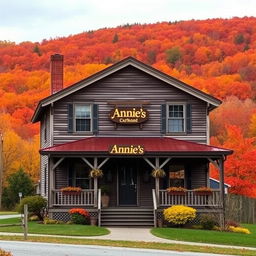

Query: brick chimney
[{"left": 50, "top": 54, "right": 64, "bottom": 94}]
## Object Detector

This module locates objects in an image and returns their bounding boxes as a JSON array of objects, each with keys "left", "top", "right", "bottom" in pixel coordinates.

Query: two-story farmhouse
[{"left": 32, "top": 54, "right": 232, "bottom": 226}]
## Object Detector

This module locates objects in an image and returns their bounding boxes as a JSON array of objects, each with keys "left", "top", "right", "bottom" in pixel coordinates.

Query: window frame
[
  {"left": 73, "top": 103, "right": 93, "bottom": 133},
  {"left": 68, "top": 163, "right": 92, "bottom": 189},
  {"left": 166, "top": 103, "right": 186, "bottom": 134}
]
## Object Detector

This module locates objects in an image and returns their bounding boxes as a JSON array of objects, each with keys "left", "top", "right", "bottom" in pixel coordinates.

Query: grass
[
  {"left": 0, "top": 218, "right": 109, "bottom": 236},
  {"left": 0, "top": 235, "right": 255, "bottom": 256},
  {"left": 151, "top": 224, "right": 256, "bottom": 248},
  {"left": 0, "top": 212, "right": 18, "bottom": 215}
]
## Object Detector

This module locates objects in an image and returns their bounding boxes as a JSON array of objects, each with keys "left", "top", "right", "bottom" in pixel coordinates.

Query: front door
[{"left": 118, "top": 160, "right": 137, "bottom": 205}]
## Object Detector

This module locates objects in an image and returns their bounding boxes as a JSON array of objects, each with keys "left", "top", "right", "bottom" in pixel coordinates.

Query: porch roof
[{"left": 40, "top": 137, "right": 232, "bottom": 156}]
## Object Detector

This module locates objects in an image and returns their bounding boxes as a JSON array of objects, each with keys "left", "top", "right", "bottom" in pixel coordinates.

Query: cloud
[{"left": 0, "top": 0, "right": 255, "bottom": 43}]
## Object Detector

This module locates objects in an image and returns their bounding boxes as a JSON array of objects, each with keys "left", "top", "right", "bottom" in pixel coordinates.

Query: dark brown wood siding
[
  {"left": 53, "top": 66, "right": 207, "bottom": 145},
  {"left": 190, "top": 160, "right": 208, "bottom": 189},
  {"left": 55, "top": 162, "right": 68, "bottom": 189}
]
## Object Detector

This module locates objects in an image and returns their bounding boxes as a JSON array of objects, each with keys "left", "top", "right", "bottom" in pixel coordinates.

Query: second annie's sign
[{"left": 109, "top": 107, "right": 148, "bottom": 124}]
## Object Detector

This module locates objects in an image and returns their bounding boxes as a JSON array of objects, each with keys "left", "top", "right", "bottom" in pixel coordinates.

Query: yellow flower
[
  {"left": 163, "top": 205, "right": 196, "bottom": 225},
  {"left": 229, "top": 226, "right": 251, "bottom": 234}
]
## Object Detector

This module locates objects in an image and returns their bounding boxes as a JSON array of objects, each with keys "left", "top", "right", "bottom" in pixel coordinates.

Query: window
[
  {"left": 68, "top": 163, "right": 90, "bottom": 189},
  {"left": 75, "top": 105, "right": 91, "bottom": 132},
  {"left": 168, "top": 104, "right": 185, "bottom": 132},
  {"left": 169, "top": 165, "right": 185, "bottom": 187}
]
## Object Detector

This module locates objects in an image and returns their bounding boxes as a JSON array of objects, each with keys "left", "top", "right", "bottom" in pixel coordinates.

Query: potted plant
[
  {"left": 167, "top": 187, "right": 187, "bottom": 195},
  {"left": 100, "top": 185, "right": 110, "bottom": 207},
  {"left": 193, "top": 187, "right": 213, "bottom": 196},
  {"left": 89, "top": 168, "right": 103, "bottom": 178},
  {"left": 151, "top": 168, "right": 166, "bottom": 178},
  {"left": 90, "top": 216, "right": 98, "bottom": 226},
  {"left": 61, "top": 186, "right": 82, "bottom": 195}
]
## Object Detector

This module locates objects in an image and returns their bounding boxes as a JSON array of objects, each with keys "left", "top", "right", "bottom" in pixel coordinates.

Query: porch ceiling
[{"left": 40, "top": 137, "right": 232, "bottom": 156}]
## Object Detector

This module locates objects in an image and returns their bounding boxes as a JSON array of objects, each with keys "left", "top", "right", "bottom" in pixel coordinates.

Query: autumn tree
[{"left": 211, "top": 125, "right": 256, "bottom": 197}]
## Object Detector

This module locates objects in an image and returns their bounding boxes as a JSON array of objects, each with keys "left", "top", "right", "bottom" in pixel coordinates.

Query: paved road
[
  {"left": 0, "top": 215, "right": 20, "bottom": 219},
  {"left": 0, "top": 240, "right": 232, "bottom": 256}
]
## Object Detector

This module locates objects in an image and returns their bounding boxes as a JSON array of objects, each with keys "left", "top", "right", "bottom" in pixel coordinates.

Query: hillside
[{"left": 0, "top": 17, "right": 256, "bottom": 196}]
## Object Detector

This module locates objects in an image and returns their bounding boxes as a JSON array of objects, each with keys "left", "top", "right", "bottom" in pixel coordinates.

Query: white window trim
[
  {"left": 74, "top": 104, "right": 93, "bottom": 133},
  {"left": 166, "top": 103, "right": 186, "bottom": 133}
]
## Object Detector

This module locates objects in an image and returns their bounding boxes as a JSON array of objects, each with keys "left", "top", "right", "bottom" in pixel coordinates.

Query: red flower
[{"left": 69, "top": 208, "right": 90, "bottom": 217}]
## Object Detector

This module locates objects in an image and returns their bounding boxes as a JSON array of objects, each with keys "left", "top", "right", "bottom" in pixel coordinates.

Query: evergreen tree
[
  {"left": 112, "top": 33, "right": 119, "bottom": 43},
  {"left": 2, "top": 168, "right": 35, "bottom": 209},
  {"left": 33, "top": 45, "right": 42, "bottom": 56},
  {"left": 166, "top": 46, "right": 182, "bottom": 65}
]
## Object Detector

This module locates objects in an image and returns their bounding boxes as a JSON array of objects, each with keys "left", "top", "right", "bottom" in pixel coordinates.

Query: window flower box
[
  {"left": 61, "top": 187, "right": 82, "bottom": 195},
  {"left": 193, "top": 187, "right": 213, "bottom": 196},
  {"left": 167, "top": 187, "right": 187, "bottom": 195}
]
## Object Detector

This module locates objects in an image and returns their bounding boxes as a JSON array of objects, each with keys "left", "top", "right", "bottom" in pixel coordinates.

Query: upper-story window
[
  {"left": 168, "top": 104, "right": 185, "bottom": 133},
  {"left": 74, "top": 104, "right": 92, "bottom": 132}
]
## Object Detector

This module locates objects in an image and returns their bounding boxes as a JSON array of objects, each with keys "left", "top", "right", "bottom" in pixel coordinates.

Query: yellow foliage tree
[{"left": 2, "top": 130, "right": 39, "bottom": 185}]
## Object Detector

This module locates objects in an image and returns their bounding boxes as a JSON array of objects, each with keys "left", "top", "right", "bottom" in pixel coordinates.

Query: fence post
[{"left": 23, "top": 204, "right": 28, "bottom": 240}]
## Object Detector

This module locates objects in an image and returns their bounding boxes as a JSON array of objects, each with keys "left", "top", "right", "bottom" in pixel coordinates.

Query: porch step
[{"left": 100, "top": 208, "right": 154, "bottom": 227}]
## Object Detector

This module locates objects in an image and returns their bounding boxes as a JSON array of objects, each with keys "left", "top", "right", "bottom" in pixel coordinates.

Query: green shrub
[
  {"left": 70, "top": 213, "right": 89, "bottom": 225},
  {"left": 17, "top": 195, "right": 47, "bottom": 220},
  {"left": 2, "top": 168, "right": 35, "bottom": 210},
  {"left": 199, "top": 214, "right": 217, "bottom": 230},
  {"left": 163, "top": 205, "right": 196, "bottom": 225}
]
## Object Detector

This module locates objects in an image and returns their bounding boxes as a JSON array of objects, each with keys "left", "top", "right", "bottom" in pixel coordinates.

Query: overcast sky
[{"left": 0, "top": 0, "right": 255, "bottom": 43}]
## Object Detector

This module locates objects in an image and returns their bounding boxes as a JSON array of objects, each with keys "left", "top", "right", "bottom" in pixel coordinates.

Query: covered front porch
[
  {"left": 47, "top": 156, "right": 224, "bottom": 226},
  {"left": 41, "top": 136, "right": 232, "bottom": 226}
]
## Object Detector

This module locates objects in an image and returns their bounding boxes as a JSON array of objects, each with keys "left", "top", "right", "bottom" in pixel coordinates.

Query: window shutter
[
  {"left": 186, "top": 104, "right": 192, "bottom": 133},
  {"left": 67, "top": 104, "right": 73, "bottom": 133},
  {"left": 93, "top": 104, "right": 99, "bottom": 134},
  {"left": 160, "top": 104, "right": 166, "bottom": 134}
]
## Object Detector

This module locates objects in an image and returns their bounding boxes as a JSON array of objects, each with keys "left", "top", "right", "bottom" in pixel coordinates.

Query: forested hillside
[{"left": 0, "top": 17, "right": 256, "bottom": 196}]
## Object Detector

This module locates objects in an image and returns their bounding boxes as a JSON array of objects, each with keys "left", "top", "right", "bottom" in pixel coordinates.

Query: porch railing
[
  {"left": 159, "top": 189, "right": 221, "bottom": 207},
  {"left": 52, "top": 189, "right": 95, "bottom": 206}
]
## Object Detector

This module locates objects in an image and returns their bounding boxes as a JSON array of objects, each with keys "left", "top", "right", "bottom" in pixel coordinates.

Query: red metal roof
[{"left": 40, "top": 137, "right": 232, "bottom": 156}]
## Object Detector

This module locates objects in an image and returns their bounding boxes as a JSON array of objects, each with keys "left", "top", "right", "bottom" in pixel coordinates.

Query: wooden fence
[{"left": 225, "top": 194, "right": 256, "bottom": 224}]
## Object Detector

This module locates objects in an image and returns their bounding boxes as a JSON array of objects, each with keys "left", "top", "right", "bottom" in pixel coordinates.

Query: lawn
[
  {"left": 151, "top": 224, "right": 256, "bottom": 248},
  {"left": 0, "top": 235, "right": 255, "bottom": 256},
  {"left": 0, "top": 217, "right": 109, "bottom": 236}
]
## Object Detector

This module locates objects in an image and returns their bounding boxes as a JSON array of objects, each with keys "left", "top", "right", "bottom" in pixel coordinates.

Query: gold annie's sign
[
  {"left": 109, "top": 145, "right": 145, "bottom": 155},
  {"left": 109, "top": 107, "right": 148, "bottom": 124}
]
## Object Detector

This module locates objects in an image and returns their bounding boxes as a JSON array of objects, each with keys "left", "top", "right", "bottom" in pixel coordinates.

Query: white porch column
[
  {"left": 48, "top": 157, "right": 54, "bottom": 210},
  {"left": 219, "top": 157, "right": 225, "bottom": 228},
  {"left": 93, "top": 157, "right": 98, "bottom": 207},
  {"left": 155, "top": 157, "right": 160, "bottom": 203}
]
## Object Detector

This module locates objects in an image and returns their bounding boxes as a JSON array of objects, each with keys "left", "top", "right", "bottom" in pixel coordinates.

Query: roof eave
[
  {"left": 40, "top": 150, "right": 233, "bottom": 156},
  {"left": 31, "top": 102, "right": 43, "bottom": 123}
]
